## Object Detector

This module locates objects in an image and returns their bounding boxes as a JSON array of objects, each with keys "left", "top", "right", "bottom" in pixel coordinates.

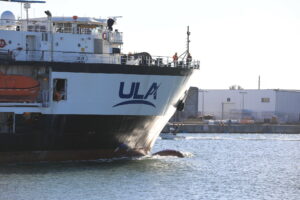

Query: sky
[{"left": 1, "top": 0, "right": 300, "bottom": 90}]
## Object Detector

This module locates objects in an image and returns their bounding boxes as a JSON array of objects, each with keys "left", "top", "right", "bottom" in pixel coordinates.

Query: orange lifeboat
[{"left": 0, "top": 72, "right": 40, "bottom": 102}]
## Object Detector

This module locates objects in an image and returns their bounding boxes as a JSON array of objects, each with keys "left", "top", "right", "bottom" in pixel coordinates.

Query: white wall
[
  {"left": 0, "top": 30, "right": 27, "bottom": 51},
  {"left": 198, "top": 90, "right": 276, "bottom": 120},
  {"left": 275, "top": 90, "right": 300, "bottom": 122},
  {"left": 53, "top": 33, "right": 94, "bottom": 53}
]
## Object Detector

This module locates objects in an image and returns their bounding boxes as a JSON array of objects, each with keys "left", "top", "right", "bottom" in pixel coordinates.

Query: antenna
[
  {"left": 179, "top": 26, "right": 191, "bottom": 59},
  {"left": 0, "top": 1, "right": 46, "bottom": 19},
  {"left": 187, "top": 26, "right": 190, "bottom": 55}
]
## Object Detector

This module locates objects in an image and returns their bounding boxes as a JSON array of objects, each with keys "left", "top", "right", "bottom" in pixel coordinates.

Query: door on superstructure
[
  {"left": 26, "top": 35, "right": 37, "bottom": 61},
  {"left": 94, "top": 39, "right": 103, "bottom": 54},
  {"left": 0, "top": 112, "right": 15, "bottom": 134}
]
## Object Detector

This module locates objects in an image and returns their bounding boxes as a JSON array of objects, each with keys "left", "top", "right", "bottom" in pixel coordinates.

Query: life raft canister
[{"left": 0, "top": 39, "right": 6, "bottom": 48}]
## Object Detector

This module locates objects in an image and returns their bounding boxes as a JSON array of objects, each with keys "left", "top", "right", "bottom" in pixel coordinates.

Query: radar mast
[
  {"left": 0, "top": 0, "right": 46, "bottom": 22},
  {"left": 187, "top": 26, "right": 190, "bottom": 56}
]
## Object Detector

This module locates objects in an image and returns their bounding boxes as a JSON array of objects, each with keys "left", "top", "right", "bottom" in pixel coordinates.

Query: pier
[{"left": 163, "top": 122, "right": 300, "bottom": 134}]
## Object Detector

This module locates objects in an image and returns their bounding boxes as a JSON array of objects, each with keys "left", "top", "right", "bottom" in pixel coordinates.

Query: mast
[
  {"left": 0, "top": 0, "right": 46, "bottom": 20},
  {"left": 24, "top": 2, "right": 30, "bottom": 25},
  {"left": 179, "top": 26, "right": 191, "bottom": 59},
  {"left": 187, "top": 26, "right": 190, "bottom": 55}
]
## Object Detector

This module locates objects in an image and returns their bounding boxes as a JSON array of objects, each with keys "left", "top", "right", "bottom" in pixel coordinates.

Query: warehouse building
[{"left": 198, "top": 89, "right": 300, "bottom": 123}]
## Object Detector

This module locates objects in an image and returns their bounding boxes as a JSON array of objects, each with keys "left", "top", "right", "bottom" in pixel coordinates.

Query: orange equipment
[{"left": 0, "top": 72, "right": 40, "bottom": 102}]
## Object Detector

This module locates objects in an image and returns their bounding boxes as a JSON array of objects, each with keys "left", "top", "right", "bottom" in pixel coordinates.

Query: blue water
[{"left": 0, "top": 134, "right": 299, "bottom": 200}]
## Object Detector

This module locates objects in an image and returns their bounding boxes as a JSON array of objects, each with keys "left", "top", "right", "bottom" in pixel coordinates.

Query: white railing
[
  {"left": 12, "top": 50, "right": 122, "bottom": 64},
  {"left": 123, "top": 55, "right": 200, "bottom": 69},
  {"left": 108, "top": 31, "right": 123, "bottom": 44},
  {"left": 0, "top": 19, "right": 47, "bottom": 32},
  {"left": 8, "top": 50, "right": 200, "bottom": 69},
  {"left": 0, "top": 19, "right": 123, "bottom": 39},
  {"left": 60, "top": 52, "right": 121, "bottom": 64},
  {"left": 0, "top": 19, "right": 20, "bottom": 31}
]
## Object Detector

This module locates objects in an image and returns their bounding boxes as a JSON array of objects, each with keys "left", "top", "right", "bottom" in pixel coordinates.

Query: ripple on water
[{"left": 0, "top": 133, "right": 299, "bottom": 200}]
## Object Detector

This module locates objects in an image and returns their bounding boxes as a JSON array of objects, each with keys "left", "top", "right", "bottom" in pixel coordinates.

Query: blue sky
[{"left": 1, "top": 0, "right": 300, "bottom": 89}]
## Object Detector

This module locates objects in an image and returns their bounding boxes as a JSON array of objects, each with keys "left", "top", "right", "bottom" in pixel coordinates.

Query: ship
[{"left": 0, "top": 0, "right": 200, "bottom": 163}]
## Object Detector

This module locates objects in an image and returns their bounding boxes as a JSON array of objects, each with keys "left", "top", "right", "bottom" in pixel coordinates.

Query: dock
[{"left": 163, "top": 122, "right": 300, "bottom": 134}]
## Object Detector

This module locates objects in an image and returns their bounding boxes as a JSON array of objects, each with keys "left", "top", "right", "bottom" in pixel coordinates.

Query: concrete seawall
[{"left": 163, "top": 124, "right": 300, "bottom": 134}]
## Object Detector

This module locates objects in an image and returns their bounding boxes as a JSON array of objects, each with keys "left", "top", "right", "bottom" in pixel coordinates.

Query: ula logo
[{"left": 113, "top": 82, "right": 160, "bottom": 108}]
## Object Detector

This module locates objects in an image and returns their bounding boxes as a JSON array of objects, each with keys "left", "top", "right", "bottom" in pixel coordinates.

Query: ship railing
[
  {"left": 107, "top": 31, "right": 123, "bottom": 44},
  {"left": 0, "top": 18, "right": 92, "bottom": 34},
  {"left": 122, "top": 55, "right": 200, "bottom": 69},
  {"left": 12, "top": 50, "right": 122, "bottom": 64},
  {"left": 61, "top": 52, "right": 122, "bottom": 64},
  {"left": 151, "top": 55, "right": 200, "bottom": 69},
  {"left": 55, "top": 27, "right": 98, "bottom": 35},
  {"left": 0, "top": 19, "right": 47, "bottom": 32},
  {"left": 9, "top": 49, "right": 200, "bottom": 69},
  {"left": 0, "top": 19, "right": 21, "bottom": 30},
  {"left": 0, "top": 19, "right": 124, "bottom": 38}
]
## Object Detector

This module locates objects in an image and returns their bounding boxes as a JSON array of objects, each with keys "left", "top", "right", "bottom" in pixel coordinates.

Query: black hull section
[
  {"left": 0, "top": 149, "right": 146, "bottom": 163},
  {"left": 0, "top": 61, "right": 194, "bottom": 76},
  {"left": 0, "top": 114, "right": 159, "bottom": 163}
]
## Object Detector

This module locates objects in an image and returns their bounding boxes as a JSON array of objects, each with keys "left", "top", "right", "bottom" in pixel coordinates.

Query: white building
[{"left": 198, "top": 89, "right": 300, "bottom": 123}]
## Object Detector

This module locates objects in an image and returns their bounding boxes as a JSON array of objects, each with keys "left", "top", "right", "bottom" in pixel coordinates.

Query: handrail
[
  {"left": 4, "top": 49, "right": 200, "bottom": 69},
  {"left": 123, "top": 55, "right": 200, "bottom": 69}
]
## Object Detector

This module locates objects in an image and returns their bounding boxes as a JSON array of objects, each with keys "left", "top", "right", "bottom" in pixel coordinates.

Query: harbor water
[{"left": 0, "top": 133, "right": 299, "bottom": 200}]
